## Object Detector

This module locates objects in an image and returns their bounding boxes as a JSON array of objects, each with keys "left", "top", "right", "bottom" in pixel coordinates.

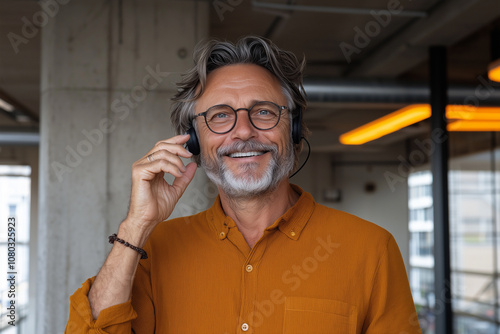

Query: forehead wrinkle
[
  {"left": 208, "top": 74, "right": 278, "bottom": 94},
  {"left": 208, "top": 64, "right": 280, "bottom": 89},
  {"left": 199, "top": 65, "right": 285, "bottom": 111}
]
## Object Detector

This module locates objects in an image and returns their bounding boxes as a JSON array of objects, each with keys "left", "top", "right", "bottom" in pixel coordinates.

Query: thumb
[{"left": 171, "top": 162, "right": 197, "bottom": 197}]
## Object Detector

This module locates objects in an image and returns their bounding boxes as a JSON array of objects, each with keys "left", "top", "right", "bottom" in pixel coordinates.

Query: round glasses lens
[
  {"left": 249, "top": 102, "right": 281, "bottom": 130},
  {"left": 205, "top": 105, "right": 236, "bottom": 133}
]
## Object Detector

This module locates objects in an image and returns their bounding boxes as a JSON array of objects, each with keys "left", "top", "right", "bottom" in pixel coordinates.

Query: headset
[{"left": 185, "top": 106, "right": 303, "bottom": 156}]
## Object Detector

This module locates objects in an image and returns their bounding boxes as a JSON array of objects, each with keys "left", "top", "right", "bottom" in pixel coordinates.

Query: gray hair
[{"left": 170, "top": 36, "right": 309, "bottom": 166}]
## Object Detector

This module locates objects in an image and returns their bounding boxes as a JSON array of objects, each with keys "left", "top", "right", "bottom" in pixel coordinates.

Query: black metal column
[
  {"left": 429, "top": 46, "right": 452, "bottom": 333},
  {"left": 491, "top": 27, "right": 500, "bottom": 61},
  {"left": 490, "top": 27, "right": 500, "bottom": 329}
]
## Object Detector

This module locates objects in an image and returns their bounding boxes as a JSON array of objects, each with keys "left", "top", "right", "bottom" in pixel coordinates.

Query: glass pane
[
  {"left": 0, "top": 165, "right": 31, "bottom": 333},
  {"left": 409, "top": 170, "right": 436, "bottom": 334},
  {"left": 449, "top": 132, "right": 500, "bottom": 332},
  {"left": 450, "top": 171, "right": 495, "bottom": 273},
  {"left": 455, "top": 315, "right": 496, "bottom": 334},
  {"left": 411, "top": 267, "right": 435, "bottom": 307},
  {"left": 410, "top": 132, "right": 500, "bottom": 332},
  {"left": 453, "top": 272, "right": 495, "bottom": 319}
]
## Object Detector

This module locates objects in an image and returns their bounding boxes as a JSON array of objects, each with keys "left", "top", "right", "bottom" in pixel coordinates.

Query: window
[
  {"left": 0, "top": 165, "right": 31, "bottom": 333},
  {"left": 408, "top": 147, "right": 500, "bottom": 334},
  {"left": 8, "top": 205, "right": 16, "bottom": 217}
]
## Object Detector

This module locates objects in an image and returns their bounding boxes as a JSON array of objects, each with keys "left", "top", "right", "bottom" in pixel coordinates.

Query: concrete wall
[{"left": 38, "top": 1, "right": 209, "bottom": 333}]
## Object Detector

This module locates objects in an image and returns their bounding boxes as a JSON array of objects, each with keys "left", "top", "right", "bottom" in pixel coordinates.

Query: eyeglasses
[{"left": 193, "top": 101, "right": 289, "bottom": 134}]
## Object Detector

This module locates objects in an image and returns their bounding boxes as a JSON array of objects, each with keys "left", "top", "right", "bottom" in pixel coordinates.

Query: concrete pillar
[{"left": 37, "top": 1, "right": 209, "bottom": 333}]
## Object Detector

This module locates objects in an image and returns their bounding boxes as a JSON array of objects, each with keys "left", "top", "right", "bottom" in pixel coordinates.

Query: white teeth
[{"left": 228, "top": 151, "right": 265, "bottom": 158}]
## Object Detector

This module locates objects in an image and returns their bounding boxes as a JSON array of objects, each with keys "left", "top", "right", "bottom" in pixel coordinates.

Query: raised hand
[
  {"left": 89, "top": 134, "right": 197, "bottom": 319},
  {"left": 122, "top": 134, "right": 197, "bottom": 245}
]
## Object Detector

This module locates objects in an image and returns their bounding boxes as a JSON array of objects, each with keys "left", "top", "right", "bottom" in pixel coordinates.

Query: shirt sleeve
[
  {"left": 363, "top": 235, "right": 422, "bottom": 333},
  {"left": 130, "top": 258, "right": 156, "bottom": 333},
  {"left": 65, "top": 276, "right": 138, "bottom": 334},
  {"left": 66, "top": 240, "right": 156, "bottom": 333}
]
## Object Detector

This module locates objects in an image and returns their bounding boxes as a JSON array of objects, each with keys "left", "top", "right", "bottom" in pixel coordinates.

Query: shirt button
[
  {"left": 290, "top": 230, "right": 296, "bottom": 237},
  {"left": 245, "top": 264, "right": 253, "bottom": 272},
  {"left": 241, "top": 323, "right": 249, "bottom": 331},
  {"left": 219, "top": 231, "right": 226, "bottom": 239}
]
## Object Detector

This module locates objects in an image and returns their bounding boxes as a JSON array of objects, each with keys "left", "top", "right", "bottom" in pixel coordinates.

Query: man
[{"left": 66, "top": 36, "right": 421, "bottom": 333}]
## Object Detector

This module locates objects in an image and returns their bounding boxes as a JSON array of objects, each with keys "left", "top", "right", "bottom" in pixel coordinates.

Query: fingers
[
  {"left": 138, "top": 133, "right": 192, "bottom": 162},
  {"left": 133, "top": 134, "right": 195, "bottom": 180},
  {"left": 143, "top": 149, "right": 189, "bottom": 177},
  {"left": 139, "top": 134, "right": 192, "bottom": 165},
  {"left": 156, "top": 133, "right": 191, "bottom": 146},
  {"left": 126, "top": 135, "right": 198, "bottom": 227},
  {"left": 151, "top": 134, "right": 193, "bottom": 159}
]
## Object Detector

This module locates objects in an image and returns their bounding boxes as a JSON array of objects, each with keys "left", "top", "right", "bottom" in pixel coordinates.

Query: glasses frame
[{"left": 193, "top": 101, "right": 289, "bottom": 134}]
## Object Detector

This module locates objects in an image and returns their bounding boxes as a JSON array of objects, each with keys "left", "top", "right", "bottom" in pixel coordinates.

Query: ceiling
[
  {"left": 1, "top": 0, "right": 500, "bottom": 153},
  {"left": 0, "top": 1, "right": 40, "bottom": 130}
]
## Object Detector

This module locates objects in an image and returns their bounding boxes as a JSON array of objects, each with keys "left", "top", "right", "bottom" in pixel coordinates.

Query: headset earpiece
[
  {"left": 292, "top": 106, "right": 302, "bottom": 145},
  {"left": 185, "top": 127, "right": 200, "bottom": 155}
]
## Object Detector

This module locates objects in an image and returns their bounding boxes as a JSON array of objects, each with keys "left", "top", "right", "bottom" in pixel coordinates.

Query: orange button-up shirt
[{"left": 66, "top": 185, "right": 421, "bottom": 333}]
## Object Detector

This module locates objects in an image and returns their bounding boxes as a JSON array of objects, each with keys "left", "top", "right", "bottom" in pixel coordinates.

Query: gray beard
[{"left": 201, "top": 139, "right": 295, "bottom": 199}]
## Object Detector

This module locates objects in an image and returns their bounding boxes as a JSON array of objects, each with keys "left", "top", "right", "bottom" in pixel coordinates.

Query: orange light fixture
[
  {"left": 448, "top": 120, "right": 500, "bottom": 131},
  {"left": 340, "top": 104, "right": 500, "bottom": 145},
  {"left": 488, "top": 58, "right": 500, "bottom": 82},
  {"left": 339, "top": 104, "right": 431, "bottom": 145},
  {"left": 446, "top": 105, "right": 500, "bottom": 121}
]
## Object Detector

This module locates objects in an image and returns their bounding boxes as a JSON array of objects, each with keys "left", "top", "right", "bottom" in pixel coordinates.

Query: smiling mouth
[{"left": 227, "top": 151, "right": 268, "bottom": 158}]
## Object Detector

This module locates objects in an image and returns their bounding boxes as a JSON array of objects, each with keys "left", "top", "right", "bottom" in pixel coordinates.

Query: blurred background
[{"left": 0, "top": 0, "right": 500, "bottom": 333}]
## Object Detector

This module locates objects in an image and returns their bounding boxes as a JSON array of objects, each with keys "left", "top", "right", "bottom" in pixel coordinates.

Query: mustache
[{"left": 216, "top": 140, "right": 278, "bottom": 157}]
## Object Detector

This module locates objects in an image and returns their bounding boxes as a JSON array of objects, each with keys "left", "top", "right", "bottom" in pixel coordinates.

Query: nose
[{"left": 231, "top": 109, "right": 258, "bottom": 140}]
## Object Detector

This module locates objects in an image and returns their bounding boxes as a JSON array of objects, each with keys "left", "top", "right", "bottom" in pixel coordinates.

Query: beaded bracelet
[{"left": 108, "top": 233, "right": 148, "bottom": 259}]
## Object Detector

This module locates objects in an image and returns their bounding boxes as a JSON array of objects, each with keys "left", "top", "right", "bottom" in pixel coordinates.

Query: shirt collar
[{"left": 207, "top": 184, "right": 316, "bottom": 241}]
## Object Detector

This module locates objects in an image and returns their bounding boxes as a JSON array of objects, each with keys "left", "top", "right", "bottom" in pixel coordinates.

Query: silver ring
[{"left": 147, "top": 153, "right": 155, "bottom": 162}]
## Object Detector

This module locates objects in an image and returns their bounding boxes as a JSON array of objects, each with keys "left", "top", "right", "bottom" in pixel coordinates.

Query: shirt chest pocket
[{"left": 283, "top": 297, "right": 357, "bottom": 334}]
